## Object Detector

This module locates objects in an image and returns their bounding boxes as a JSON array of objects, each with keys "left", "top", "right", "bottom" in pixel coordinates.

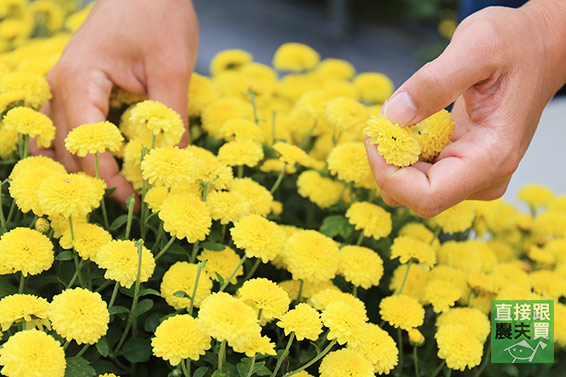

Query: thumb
[{"left": 384, "top": 31, "right": 496, "bottom": 126}]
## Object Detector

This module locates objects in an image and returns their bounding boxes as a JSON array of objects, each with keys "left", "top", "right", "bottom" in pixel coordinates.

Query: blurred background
[{"left": 194, "top": 0, "right": 566, "bottom": 207}]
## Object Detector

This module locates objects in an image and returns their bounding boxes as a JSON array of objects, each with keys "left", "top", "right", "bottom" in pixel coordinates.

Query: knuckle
[
  {"left": 418, "top": 63, "right": 450, "bottom": 100},
  {"left": 412, "top": 199, "right": 442, "bottom": 219}
]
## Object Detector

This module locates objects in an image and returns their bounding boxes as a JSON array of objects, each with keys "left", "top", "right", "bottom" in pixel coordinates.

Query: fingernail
[{"left": 384, "top": 91, "right": 417, "bottom": 126}]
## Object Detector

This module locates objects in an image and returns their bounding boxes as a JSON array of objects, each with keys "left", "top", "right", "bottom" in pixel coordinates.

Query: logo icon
[{"left": 504, "top": 339, "right": 547, "bottom": 363}]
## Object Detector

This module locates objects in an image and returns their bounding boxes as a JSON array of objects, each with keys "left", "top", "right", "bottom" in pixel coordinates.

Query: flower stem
[
  {"left": 217, "top": 340, "right": 227, "bottom": 372},
  {"left": 125, "top": 194, "right": 135, "bottom": 239},
  {"left": 246, "top": 355, "right": 257, "bottom": 377},
  {"left": 189, "top": 260, "right": 207, "bottom": 316},
  {"left": 473, "top": 339, "right": 491, "bottom": 377},
  {"left": 18, "top": 272, "right": 25, "bottom": 293},
  {"left": 270, "top": 164, "right": 287, "bottom": 194},
  {"left": 238, "top": 165, "right": 244, "bottom": 178},
  {"left": 355, "top": 231, "right": 364, "bottom": 246},
  {"left": 153, "top": 222, "right": 165, "bottom": 251},
  {"left": 62, "top": 340, "right": 70, "bottom": 350},
  {"left": 0, "top": 181, "right": 7, "bottom": 234},
  {"left": 397, "top": 259, "right": 413, "bottom": 295},
  {"left": 155, "top": 236, "right": 176, "bottom": 260},
  {"left": 430, "top": 361, "right": 446, "bottom": 377},
  {"left": 242, "top": 258, "right": 261, "bottom": 281},
  {"left": 352, "top": 285, "right": 358, "bottom": 298},
  {"left": 296, "top": 279, "right": 304, "bottom": 303},
  {"left": 270, "top": 332, "right": 295, "bottom": 377},
  {"left": 413, "top": 346, "right": 420, "bottom": 377},
  {"left": 76, "top": 344, "right": 89, "bottom": 358},
  {"left": 189, "top": 240, "right": 200, "bottom": 263},
  {"left": 219, "top": 255, "right": 247, "bottom": 292},
  {"left": 284, "top": 339, "right": 337, "bottom": 377},
  {"left": 113, "top": 240, "right": 144, "bottom": 355},
  {"left": 396, "top": 328, "right": 403, "bottom": 377},
  {"left": 5, "top": 200, "right": 16, "bottom": 227},
  {"left": 108, "top": 281, "right": 120, "bottom": 308},
  {"left": 94, "top": 153, "right": 110, "bottom": 228},
  {"left": 181, "top": 359, "right": 191, "bottom": 377}
]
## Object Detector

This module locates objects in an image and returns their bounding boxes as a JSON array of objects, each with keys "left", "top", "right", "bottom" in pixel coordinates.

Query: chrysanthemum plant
[{"left": 1, "top": 5, "right": 566, "bottom": 377}]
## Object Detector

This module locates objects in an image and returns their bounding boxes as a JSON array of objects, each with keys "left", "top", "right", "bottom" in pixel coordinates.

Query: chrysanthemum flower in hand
[{"left": 411, "top": 109, "right": 455, "bottom": 161}]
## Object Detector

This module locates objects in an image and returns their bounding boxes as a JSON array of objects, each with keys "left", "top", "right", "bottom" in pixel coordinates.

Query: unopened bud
[
  {"left": 408, "top": 328, "right": 425, "bottom": 347},
  {"left": 35, "top": 218, "right": 50, "bottom": 234}
]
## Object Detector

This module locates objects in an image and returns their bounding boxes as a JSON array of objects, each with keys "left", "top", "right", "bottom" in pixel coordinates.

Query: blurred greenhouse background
[{"left": 194, "top": 0, "right": 566, "bottom": 207}]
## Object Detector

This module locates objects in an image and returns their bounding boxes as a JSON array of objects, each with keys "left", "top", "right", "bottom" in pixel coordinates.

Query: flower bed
[{"left": 0, "top": 2, "right": 565, "bottom": 377}]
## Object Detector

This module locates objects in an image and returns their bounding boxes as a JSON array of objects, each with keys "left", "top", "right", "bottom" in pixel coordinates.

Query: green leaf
[
  {"left": 118, "top": 337, "right": 152, "bottom": 363},
  {"left": 215, "top": 272, "right": 225, "bottom": 287},
  {"left": 95, "top": 337, "right": 109, "bottom": 357},
  {"left": 144, "top": 312, "right": 163, "bottom": 333},
  {"left": 139, "top": 288, "right": 161, "bottom": 298},
  {"left": 104, "top": 187, "right": 117, "bottom": 197},
  {"left": 237, "top": 361, "right": 251, "bottom": 377},
  {"left": 0, "top": 276, "right": 17, "bottom": 299},
  {"left": 201, "top": 241, "right": 225, "bottom": 252},
  {"left": 211, "top": 371, "right": 230, "bottom": 377},
  {"left": 64, "top": 357, "right": 96, "bottom": 377},
  {"left": 255, "top": 365, "right": 271, "bottom": 376},
  {"left": 319, "top": 215, "right": 354, "bottom": 239},
  {"left": 109, "top": 214, "right": 129, "bottom": 231},
  {"left": 134, "top": 298, "right": 153, "bottom": 316},
  {"left": 173, "top": 290, "right": 191, "bottom": 299},
  {"left": 237, "top": 361, "right": 268, "bottom": 377},
  {"left": 108, "top": 306, "right": 129, "bottom": 316},
  {"left": 193, "top": 367, "right": 209, "bottom": 377},
  {"left": 56, "top": 250, "right": 75, "bottom": 261}
]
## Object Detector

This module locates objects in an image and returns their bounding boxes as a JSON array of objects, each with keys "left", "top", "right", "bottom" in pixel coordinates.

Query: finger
[
  {"left": 467, "top": 178, "right": 510, "bottom": 201},
  {"left": 384, "top": 28, "right": 498, "bottom": 126},
  {"left": 381, "top": 192, "right": 402, "bottom": 207},
  {"left": 28, "top": 137, "right": 55, "bottom": 158},
  {"left": 146, "top": 58, "right": 191, "bottom": 146}
]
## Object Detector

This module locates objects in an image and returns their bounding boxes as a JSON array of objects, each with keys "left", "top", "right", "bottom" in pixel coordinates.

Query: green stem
[
  {"left": 352, "top": 285, "right": 358, "bottom": 298},
  {"left": 18, "top": 272, "right": 24, "bottom": 294},
  {"left": 95, "top": 280, "right": 112, "bottom": 293},
  {"left": 284, "top": 339, "right": 337, "bottom": 377},
  {"left": 153, "top": 222, "right": 165, "bottom": 251},
  {"left": 181, "top": 359, "right": 191, "bottom": 377},
  {"left": 125, "top": 194, "right": 135, "bottom": 239},
  {"left": 73, "top": 255, "right": 85, "bottom": 288},
  {"left": 155, "top": 236, "right": 176, "bottom": 260},
  {"left": 237, "top": 165, "right": 244, "bottom": 178},
  {"left": 249, "top": 91, "right": 258, "bottom": 125},
  {"left": 270, "top": 164, "right": 287, "bottom": 194},
  {"left": 108, "top": 281, "right": 120, "bottom": 308},
  {"left": 413, "top": 346, "right": 420, "bottom": 377},
  {"left": 296, "top": 279, "right": 304, "bottom": 303},
  {"left": 246, "top": 355, "right": 257, "bottom": 377},
  {"left": 219, "top": 255, "right": 247, "bottom": 292},
  {"left": 467, "top": 289, "right": 474, "bottom": 307},
  {"left": 220, "top": 224, "right": 227, "bottom": 243},
  {"left": 62, "top": 340, "right": 70, "bottom": 350},
  {"left": 271, "top": 110, "right": 277, "bottom": 145},
  {"left": 95, "top": 153, "right": 110, "bottom": 229},
  {"left": 397, "top": 328, "right": 403, "bottom": 377},
  {"left": 397, "top": 259, "right": 413, "bottom": 295},
  {"left": 242, "top": 258, "right": 261, "bottom": 281},
  {"left": 473, "top": 339, "right": 491, "bottom": 377},
  {"left": 217, "top": 340, "right": 227, "bottom": 372},
  {"left": 355, "top": 231, "right": 364, "bottom": 246},
  {"left": 76, "top": 344, "right": 89, "bottom": 358},
  {"left": 270, "top": 333, "right": 295, "bottom": 377},
  {"left": 446, "top": 368, "right": 452, "bottom": 377},
  {"left": 5, "top": 199, "right": 16, "bottom": 227},
  {"left": 21, "top": 134, "right": 29, "bottom": 159},
  {"left": 0, "top": 182, "right": 6, "bottom": 234},
  {"left": 430, "top": 361, "right": 446, "bottom": 377},
  {"left": 189, "top": 260, "right": 207, "bottom": 316},
  {"left": 189, "top": 240, "right": 200, "bottom": 263},
  {"left": 113, "top": 240, "right": 144, "bottom": 354}
]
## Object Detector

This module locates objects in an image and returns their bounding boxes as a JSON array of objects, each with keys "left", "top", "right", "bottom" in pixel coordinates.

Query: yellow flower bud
[
  {"left": 34, "top": 218, "right": 50, "bottom": 234},
  {"left": 408, "top": 328, "right": 425, "bottom": 347}
]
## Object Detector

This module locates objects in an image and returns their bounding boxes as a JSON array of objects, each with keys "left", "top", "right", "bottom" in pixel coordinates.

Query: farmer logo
[{"left": 491, "top": 300, "right": 554, "bottom": 364}]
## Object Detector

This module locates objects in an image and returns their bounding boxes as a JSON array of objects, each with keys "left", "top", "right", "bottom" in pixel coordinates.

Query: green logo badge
[{"left": 491, "top": 300, "right": 554, "bottom": 363}]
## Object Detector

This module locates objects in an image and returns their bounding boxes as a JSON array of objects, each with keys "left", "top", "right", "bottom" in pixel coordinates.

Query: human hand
[
  {"left": 31, "top": 0, "right": 199, "bottom": 207},
  {"left": 365, "top": 0, "right": 566, "bottom": 217}
]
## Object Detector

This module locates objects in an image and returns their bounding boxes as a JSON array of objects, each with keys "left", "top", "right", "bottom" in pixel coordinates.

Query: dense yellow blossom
[
  {"left": 210, "top": 49, "right": 252, "bottom": 76},
  {"left": 433, "top": 201, "right": 476, "bottom": 234},
  {"left": 96, "top": 240, "right": 155, "bottom": 289},
  {"left": 152, "top": 315, "right": 211, "bottom": 365},
  {"left": 327, "top": 142, "right": 375, "bottom": 188},
  {"left": 59, "top": 223, "right": 112, "bottom": 261},
  {"left": 435, "top": 324, "right": 483, "bottom": 371},
  {"left": 161, "top": 262, "right": 213, "bottom": 310},
  {"left": 389, "top": 264, "right": 430, "bottom": 303},
  {"left": 379, "top": 294, "right": 425, "bottom": 330},
  {"left": 279, "top": 280, "right": 338, "bottom": 301},
  {"left": 424, "top": 279, "right": 461, "bottom": 313},
  {"left": 128, "top": 100, "right": 185, "bottom": 146},
  {"left": 319, "top": 348, "right": 374, "bottom": 377},
  {"left": 188, "top": 72, "right": 219, "bottom": 117},
  {"left": 309, "top": 288, "right": 366, "bottom": 314},
  {"left": 237, "top": 278, "right": 290, "bottom": 324},
  {"left": 141, "top": 146, "right": 203, "bottom": 188},
  {"left": 207, "top": 190, "right": 249, "bottom": 224},
  {"left": 231, "top": 215, "right": 286, "bottom": 262},
  {"left": 315, "top": 58, "right": 356, "bottom": 80},
  {"left": 0, "top": 227, "right": 53, "bottom": 276},
  {"left": 518, "top": 184, "right": 554, "bottom": 210},
  {"left": 324, "top": 97, "right": 368, "bottom": 132},
  {"left": 437, "top": 241, "right": 483, "bottom": 273},
  {"left": 273, "top": 141, "right": 316, "bottom": 168},
  {"left": 297, "top": 170, "right": 344, "bottom": 209},
  {"left": 277, "top": 303, "right": 322, "bottom": 341},
  {"left": 411, "top": 109, "right": 455, "bottom": 161},
  {"left": 437, "top": 307, "right": 491, "bottom": 343},
  {"left": 321, "top": 300, "right": 367, "bottom": 347},
  {"left": 218, "top": 139, "right": 264, "bottom": 167},
  {"left": 354, "top": 72, "right": 394, "bottom": 104},
  {"left": 348, "top": 323, "right": 399, "bottom": 375},
  {"left": 0, "top": 294, "right": 50, "bottom": 331},
  {"left": 273, "top": 42, "right": 319, "bottom": 71},
  {"left": 201, "top": 97, "right": 254, "bottom": 139},
  {"left": 158, "top": 192, "right": 212, "bottom": 242},
  {"left": 64, "top": 121, "right": 123, "bottom": 156},
  {"left": 198, "top": 247, "right": 244, "bottom": 284},
  {"left": 390, "top": 236, "right": 436, "bottom": 268},
  {"left": 346, "top": 201, "right": 392, "bottom": 240},
  {"left": 337, "top": 245, "right": 383, "bottom": 288},
  {"left": 2, "top": 106, "right": 55, "bottom": 147},
  {"left": 0, "top": 71, "right": 51, "bottom": 109},
  {"left": 229, "top": 178, "right": 274, "bottom": 217}
]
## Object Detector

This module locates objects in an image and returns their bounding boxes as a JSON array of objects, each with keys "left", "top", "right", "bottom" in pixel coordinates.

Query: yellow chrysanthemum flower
[
  {"left": 399, "top": 222, "right": 439, "bottom": 248},
  {"left": 237, "top": 278, "right": 290, "bottom": 324},
  {"left": 38, "top": 173, "right": 104, "bottom": 218},
  {"left": 278, "top": 280, "right": 338, "bottom": 301},
  {"left": 110, "top": 87, "right": 147, "bottom": 108},
  {"left": 49, "top": 288, "right": 109, "bottom": 345},
  {"left": 364, "top": 114, "right": 421, "bottom": 167},
  {"left": 353, "top": 72, "right": 394, "bottom": 104},
  {"left": 128, "top": 100, "right": 185, "bottom": 146},
  {"left": 0, "top": 329, "right": 65, "bottom": 377},
  {"left": 315, "top": 58, "right": 356, "bottom": 80},
  {"left": 207, "top": 190, "right": 249, "bottom": 224},
  {"left": 379, "top": 294, "right": 425, "bottom": 330},
  {"left": 210, "top": 49, "right": 252, "bottom": 76},
  {"left": 0, "top": 294, "right": 50, "bottom": 331},
  {"left": 321, "top": 300, "right": 367, "bottom": 347},
  {"left": 429, "top": 265, "right": 469, "bottom": 296},
  {"left": 64, "top": 121, "right": 124, "bottom": 157},
  {"left": 188, "top": 72, "right": 220, "bottom": 117},
  {"left": 230, "top": 215, "right": 286, "bottom": 263},
  {"left": 319, "top": 348, "right": 374, "bottom": 377},
  {"left": 198, "top": 292, "right": 261, "bottom": 354},
  {"left": 554, "top": 303, "right": 566, "bottom": 347},
  {"left": 437, "top": 241, "right": 483, "bottom": 274},
  {"left": 390, "top": 236, "right": 436, "bottom": 269},
  {"left": 322, "top": 79, "right": 357, "bottom": 100},
  {"left": 0, "top": 90, "right": 25, "bottom": 115},
  {"left": 242, "top": 335, "right": 277, "bottom": 358},
  {"left": 517, "top": 184, "right": 554, "bottom": 211},
  {"left": 0, "top": 71, "right": 51, "bottom": 109},
  {"left": 8, "top": 156, "right": 66, "bottom": 216},
  {"left": 408, "top": 328, "right": 426, "bottom": 346},
  {"left": 218, "top": 139, "right": 264, "bottom": 167},
  {"left": 282, "top": 230, "right": 339, "bottom": 283},
  {"left": 294, "top": 90, "right": 329, "bottom": 122},
  {"left": 324, "top": 97, "right": 368, "bottom": 132},
  {"left": 435, "top": 324, "right": 483, "bottom": 371},
  {"left": 0, "top": 227, "right": 53, "bottom": 276},
  {"left": 161, "top": 262, "right": 213, "bottom": 310},
  {"left": 297, "top": 170, "right": 344, "bottom": 209},
  {"left": 424, "top": 279, "right": 461, "bottom": 313},
  {"left": 337, "top": 245, "right": 383, "bottom": 289},
  {"left": 141, "top": 146, "right": 203, "bottom": 188},
  {"left": 389, "top": 264, "right": 430, "bottom": 303},
  {"left": 273, "top": 43, "right": 320, "bottom": 72},
  {"left": 220, "top": 118, "right": 265, "bottom": 143},
  {"left": 143, "top": 186, "right": 168, "bottom": 213},
  {"left": 308, "top": 288, "right": 366, "bottom": 313},
  {"left": 197, "top": 247, "right": 244, "bottom": 285},
  {"left": 410, "top": 109, "right": 455, "bottom": 161},
  {"left": 229, "top": 178, "right": 273, "bottom": 217},
  {"left": 277, "top": 303, "right": 322, "bottom": 341},
  {"left": 433, "top": 201, "right": 476, "bottom": 234},
  {"left": 2, "top": 107, "right": 55, "bottom": 147},
  {"left": 186, "top": 145, "right": 234, "bottom": 190},
  {"left": 348, "top": 323, "right": 399, "bottom": 375},
  {"left": 96, "top": 240, "right": 155, "bottom": 289},
  {"left": 532, "top": 210, "right": 566, "bottom": 238},
  {"left": 151, "top": 314, "right": 211, "bottom": 365},
  {"left": 530, "top": 270, "right": 566, "bottom": 299},
  {"left": 345, "top": 201, "right": 392, "bottom": 240},
  {"left": 437, "top": 308, "right": 490, "bottom": 343},
  {"left": 273, "top": 141, "right": 316, "bottom": 168},
  {"left": 158, "top": 192, "right": 211, "bottom": 243},
  {"left": 201, "top": 97, "right": 254, "bottom": 139},
  {"left": 260, "top": 159, "right": 297, "bottom": 174},
  {"left": 0, "top": 124, "right": 19, "bottom": 159},
  {"left": 327, "top": 142, "right": 375, "bottom": 189},
  {"left": 59, "top": 223, "right": 112, "bottom": 261}
]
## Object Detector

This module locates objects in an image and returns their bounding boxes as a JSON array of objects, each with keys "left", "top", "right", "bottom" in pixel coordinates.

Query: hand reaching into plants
[
  {"left": 31, "top": 0, "right": 199, "bottom": 206},
  {"left": 365, "top": 0, "right": 566, "bottom": 217}
]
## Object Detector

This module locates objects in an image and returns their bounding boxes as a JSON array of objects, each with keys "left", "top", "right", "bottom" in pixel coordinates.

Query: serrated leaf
[
  {"left": 108, "top": 306, "right": 129, "bottom": 316},
  {"left": 104, "top": 187, "right": 117, "bottom": 197},
  {"left": 56, "top": 250, "right": 75, "bottom": 261},
  {"left": 134, "top": 298, "right": 153, "bottom": 316},
  {"left": 201, "top": 241, "right": 224, "bottom": 251},
  {"left": 139, "top": 288, "right": 161, "bottom": 298},
  {"left": 118, "top": 337, "right": 152, "bottom": 363},
  {"left": 193, "top": 367, "right": 209, "bottom": 377},
  {"left": 319, "top": 215, "right": 354, "bottom": 239},
  {"left": 95, "top": 337, "right": 109, "bottom": 357},
  {"left": 173, "top": 290, "right": 191, "bottom": 299},
  {"left": 109, "top": 214, "right": 129, "bottom": 231},
  {"left": 64, "top": 357, "right": 96, "bottom": 377}
]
